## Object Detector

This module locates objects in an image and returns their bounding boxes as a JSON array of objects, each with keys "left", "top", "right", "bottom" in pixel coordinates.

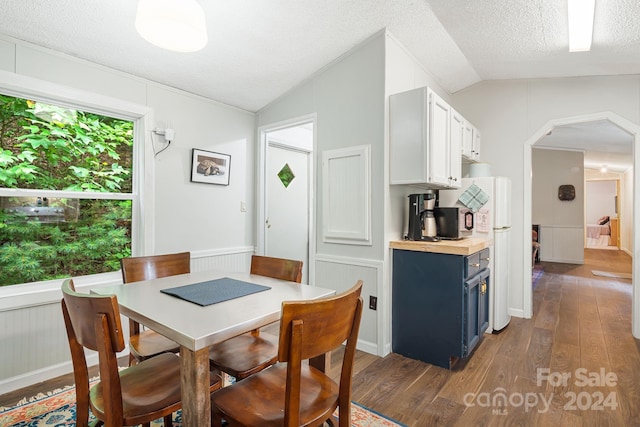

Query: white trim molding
[
  {"left": 322, "top": 145, "right": 372, "bottom": 245},
  {"left": 523, "top": 111, "right": 640, "bottom": 339}
]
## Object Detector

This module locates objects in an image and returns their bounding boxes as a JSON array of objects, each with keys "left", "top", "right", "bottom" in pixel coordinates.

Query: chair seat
[
  {"left": 211, "top": 363, "right": 339, "bottom": 427},
  {"left": 129, "top": 329, "right": 181, "bottom": 361},
  {"left": 209, "top": 332, "right": 278, "bottom": 380},
  {"left": 90, "top": 353, "right": 221, "bottom": 425}
]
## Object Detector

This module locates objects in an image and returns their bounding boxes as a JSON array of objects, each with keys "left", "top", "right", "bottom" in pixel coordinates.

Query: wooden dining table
[{"left": 92, "top": 270, "right": 336, "bottom": 427}]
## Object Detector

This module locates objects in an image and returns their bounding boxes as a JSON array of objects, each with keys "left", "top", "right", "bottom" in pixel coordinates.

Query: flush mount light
[
  {"left": 135, "top": 0, "right": 208, "bottom": 52},
  {"left": 568, "top": 0, "right": 596, "bottom": 52}
]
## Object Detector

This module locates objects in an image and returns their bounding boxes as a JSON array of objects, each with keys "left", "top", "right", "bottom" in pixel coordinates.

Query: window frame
[{"left": 0, "top": 70, "right": 154, "bottom": 305}]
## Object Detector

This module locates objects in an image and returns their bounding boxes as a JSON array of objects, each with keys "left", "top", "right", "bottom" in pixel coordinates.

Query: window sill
[{"left": 0, "top": 271, "right": 123, "bottom": 312}]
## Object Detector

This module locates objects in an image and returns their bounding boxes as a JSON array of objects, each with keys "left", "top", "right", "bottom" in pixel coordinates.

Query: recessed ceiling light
[
  {"left": 135, "top": 0, "right": 208, "bottom": 53},
  {"left": 568, "top": 0, "right": 596, "bottom": 52}
]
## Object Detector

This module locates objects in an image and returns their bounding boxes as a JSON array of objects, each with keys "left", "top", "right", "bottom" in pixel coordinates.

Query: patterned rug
[
  {"left": 0, "top": 381, "right": 405, "bottom": 427},
  {"left": 532, "top": 266, "right": 544, "bottom": 289}
]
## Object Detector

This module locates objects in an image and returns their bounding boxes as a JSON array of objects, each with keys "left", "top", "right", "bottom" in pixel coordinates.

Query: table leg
[{"left": 180, "top": 346, "right": 211, "bottom": 427}]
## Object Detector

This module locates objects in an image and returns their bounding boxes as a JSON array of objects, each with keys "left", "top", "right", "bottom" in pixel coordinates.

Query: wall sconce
[
  {"left": 135, "top": 0, "right": 208, "bottom": 52},
  {"left": 600, "top": 165, "right": 608, "bottom": 173}
]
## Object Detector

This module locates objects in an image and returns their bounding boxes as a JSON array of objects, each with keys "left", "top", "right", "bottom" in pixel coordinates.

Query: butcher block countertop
[{"left": 390, "top": 237, "right": 492, "bottom": 256}]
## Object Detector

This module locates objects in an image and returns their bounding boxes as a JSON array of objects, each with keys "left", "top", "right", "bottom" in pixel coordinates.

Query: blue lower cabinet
[{"left": 392, "top": 248, "right": 490, "bottom": 369}]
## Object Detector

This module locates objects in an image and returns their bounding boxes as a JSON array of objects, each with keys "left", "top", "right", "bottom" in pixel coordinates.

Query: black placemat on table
[{"left": 161, "top": 277, "right": 271, "bottom": 306}]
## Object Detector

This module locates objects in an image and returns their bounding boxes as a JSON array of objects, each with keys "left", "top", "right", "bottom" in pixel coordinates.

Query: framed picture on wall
[{"left": 190, "top": 149, "right": 231, "bottom": 185}]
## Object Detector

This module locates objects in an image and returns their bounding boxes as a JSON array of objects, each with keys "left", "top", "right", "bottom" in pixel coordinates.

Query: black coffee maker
[{"left": 407, "top": 191, "right": 439, "bottom": 242}]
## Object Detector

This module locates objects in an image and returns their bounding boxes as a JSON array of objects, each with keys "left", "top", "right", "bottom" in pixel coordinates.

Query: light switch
[{"left": 240, "top": 201, "right": 246, "bottom": 212}]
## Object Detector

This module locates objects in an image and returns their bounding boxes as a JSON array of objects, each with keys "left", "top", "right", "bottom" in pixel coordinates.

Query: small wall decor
[
  {"left": 558, "top": 184, "right": 575, "bottom": 201},
  {"left": 191, "top": 148, "right": 231, "bottom": 185}
]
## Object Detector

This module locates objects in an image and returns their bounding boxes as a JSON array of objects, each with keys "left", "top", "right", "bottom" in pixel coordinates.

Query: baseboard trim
[{"left": 508, "top": 308, "right": 526, "bottom": 319}]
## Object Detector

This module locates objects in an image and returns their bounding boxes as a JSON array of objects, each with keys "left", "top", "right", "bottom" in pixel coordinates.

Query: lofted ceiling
[{"left": 0, "top": 0, "right": 638, "bottom": 169}]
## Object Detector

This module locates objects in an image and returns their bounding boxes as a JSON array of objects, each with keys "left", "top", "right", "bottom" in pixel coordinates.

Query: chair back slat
[
  {"left": 120, "top": 252, "right": 190, "bottom": 283},
  {"left": 61, "top": 279, "right": 125, "bottom": 425},
  {"left": 61, "top": 279, "right": 124, "bottom": 352},
  {"left": 250, "top": 255, "right": 303, "bottom": 283},
  {"left": 278, "top": 280, "right": 363, "bottom": 363}
]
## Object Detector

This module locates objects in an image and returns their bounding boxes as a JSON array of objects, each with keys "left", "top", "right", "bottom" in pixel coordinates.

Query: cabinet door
[
  {"left": 449, "top": 109, "right": 463, "bottom": 188},
  {"left": 462, "top": 122, "right": 474, "bottom": 158},
  {"left": 463, "top": 268, "right": 490, "bottom": 357},
  {"left": 463, "top": 274, "right": 481, "bottom": 357},
  {"left": 428, "top": 89, "right": 450, "bottom": 186},
  {"left": 473, "top": 128, "right": 481, "bottom": 160},
  {"left": 478, "top": 270, "right": 490, "bottom": 335}
]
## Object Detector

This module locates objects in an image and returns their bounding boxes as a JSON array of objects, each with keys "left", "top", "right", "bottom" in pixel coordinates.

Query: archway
[{"left": 522, "top": 111, "right": 640, "bottom": 338}]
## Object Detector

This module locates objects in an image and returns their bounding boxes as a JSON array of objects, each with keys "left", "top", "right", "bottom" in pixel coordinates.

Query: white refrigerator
[{"left": 438, "top": 176, "right": 512, "bottom": 332}]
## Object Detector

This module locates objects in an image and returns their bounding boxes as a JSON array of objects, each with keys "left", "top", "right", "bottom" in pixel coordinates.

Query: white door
[{"left": 266, "top": 143, "right": 310, "bottom": 283}]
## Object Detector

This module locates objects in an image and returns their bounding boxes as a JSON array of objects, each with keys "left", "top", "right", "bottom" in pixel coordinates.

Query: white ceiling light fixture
[
  {"left": 135, "top": 0, "right": 208, "bottom": 52},
  {"left": 568, "top": 0, "right": 596, "bottom": 52}
]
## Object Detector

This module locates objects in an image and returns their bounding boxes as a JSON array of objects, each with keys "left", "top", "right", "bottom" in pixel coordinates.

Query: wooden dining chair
[
  {"left": 120, "top": 252, "right": 190, "bottom": 364},
  {"left": 209, "top": 255, "right": 303, "bottom": 381},
  {"left": 61, "top": 279, "right": 222, "bottom": 427},
  {"left": 211, "top": 280, "right": 363, "bottom": 427}
]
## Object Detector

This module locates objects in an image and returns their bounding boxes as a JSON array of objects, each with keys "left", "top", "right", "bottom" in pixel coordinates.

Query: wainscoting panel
[
  {"left": 315, "top": 255, "right": 382, "bottom": 355},
  {"left": 190, "top": 247, "right": 254, "bottom": 273},
  {"left": 539, "top": 225, "right": 584, "bottom": 264},
  {"left": 0, "top": 247, "right": 254, "bottom": 394},
  {"left": 0, "top": 302, "right": 68, "bottom": 383}
]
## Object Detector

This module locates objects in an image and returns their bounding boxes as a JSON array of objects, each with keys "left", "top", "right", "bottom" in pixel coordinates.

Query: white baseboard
[
  {"left": 355, "top": 339, "right": 378, "bottom": 356},
  {"left": 540, "top": 257, "right": 584, "bottom": 264},
  {"left": 508, "top": 308, "right": 526, "bottom": 318}
]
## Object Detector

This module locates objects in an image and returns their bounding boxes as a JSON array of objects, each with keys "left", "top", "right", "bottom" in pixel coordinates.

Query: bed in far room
[
  {"left": 586, "top": 216, "right": 611, "bottom": 248},
  {"left": 587, "top": 223, "right": 611, "bottom": 239}
]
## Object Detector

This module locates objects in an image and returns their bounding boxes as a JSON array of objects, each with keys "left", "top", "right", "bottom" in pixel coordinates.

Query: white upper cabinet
[
  {"left": 428, "top": 90, "right": 452, "bottom": 187},
  {"left": 462, "top": 121, "right": 481, "bottom": 162},
  {"left": 389, "top": 86, "right": 462, "bottom": 188},
  {"left": 449, "top": 109, "right": 464, "bottom": 188},
  {"left": 473, "top": 128, "right": 481, "bottom": 160}
]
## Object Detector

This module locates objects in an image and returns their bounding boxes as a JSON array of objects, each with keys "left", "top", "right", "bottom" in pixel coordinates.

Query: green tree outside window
[{"left": 0, "top": 94, "right": 134, "bottom": 286}]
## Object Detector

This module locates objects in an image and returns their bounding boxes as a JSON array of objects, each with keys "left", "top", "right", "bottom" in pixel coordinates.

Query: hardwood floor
[
  {"left": 335, "top": 249, "right": 639, "bottom": 426},
  {"left": 2, "top": 249, "right": 638, "bottom": 426}
]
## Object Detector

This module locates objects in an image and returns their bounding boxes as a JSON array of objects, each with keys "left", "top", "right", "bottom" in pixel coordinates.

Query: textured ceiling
[
  {"left": 0, "top": 0, "right": 638, "bottom": 168},
  {"left": 0, "top": 0, "right": 477, "bottom": 112},
  {"left": 536, "top": 120, "right": 634, "bottom": 172}
]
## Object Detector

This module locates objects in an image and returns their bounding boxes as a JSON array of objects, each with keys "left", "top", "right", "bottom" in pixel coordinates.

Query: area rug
[
  {"left": 532, "top": 266, "right": 544, "bottom": 289},
  {"left": 592, "top": 270, "right": 632, "bottom": 280},
  {"left": 0, "top": 382, "right": 405, "bottom": 427}
]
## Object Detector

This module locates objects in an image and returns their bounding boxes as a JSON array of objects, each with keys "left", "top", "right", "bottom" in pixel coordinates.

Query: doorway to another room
[
  {"left": 257, "top": 117, "right": 315, "bottom": 284},
  {"left": 524, "top": 112, "right": 639, "bottom": 338},
  {"left": 585, "top": 179, "right": 620, "bottom": 250}
]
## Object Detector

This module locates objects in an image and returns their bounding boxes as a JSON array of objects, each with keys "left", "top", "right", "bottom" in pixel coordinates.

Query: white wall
[
  {"left": 257, "top": 32, "right": 387, "bottom": 354},
  {"left": 585, "top": 169, "right": 633, "bottom": 253},
  {"left": 0, "top": 37, "right": 256, "bottom": 387},
  {"left": 532, "top": 148, "right": 584, "bottom": 264},
  {"left": 533, "top": 149, "right": 584, "bottom": 228},
  {"left": 0, "top": 37, "right": 257, "bottom": 255},
  {"left": 451, "top": 75, "right": 640, "bottom": 318},
  {"left": 586, "top": 180, "right": 617, "bottom": 224},
  {"left": 622, "top": 168, "right": 634, "bottom": 253}
]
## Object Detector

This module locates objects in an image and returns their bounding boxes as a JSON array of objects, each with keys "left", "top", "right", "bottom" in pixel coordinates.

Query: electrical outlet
[{"left": 369, "top": 296, "right": 377, "bottom": 310}]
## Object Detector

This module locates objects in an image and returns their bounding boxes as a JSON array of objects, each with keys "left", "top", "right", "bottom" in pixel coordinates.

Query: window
[{"left": 0, "top": 80, "right": 148, "bottom": 290}]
